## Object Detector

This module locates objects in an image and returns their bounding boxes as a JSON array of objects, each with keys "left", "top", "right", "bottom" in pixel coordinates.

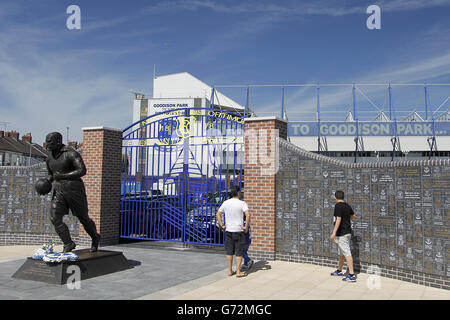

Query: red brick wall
[
  {"left": 81, "top": 127, "right": 123, "bottom": 245},
  {"left": 244, "top": 117, "right": 287, "bottom": 255}
]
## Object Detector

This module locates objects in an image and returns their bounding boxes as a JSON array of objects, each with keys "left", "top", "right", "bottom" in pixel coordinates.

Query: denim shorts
[{"left": 225, "top": 231, "right": 246, "bottom": 257}]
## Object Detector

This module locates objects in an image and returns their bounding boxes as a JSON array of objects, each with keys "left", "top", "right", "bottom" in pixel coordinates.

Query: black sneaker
[{"left": 90, "top": 234, "right": 101, "bottom": 252}]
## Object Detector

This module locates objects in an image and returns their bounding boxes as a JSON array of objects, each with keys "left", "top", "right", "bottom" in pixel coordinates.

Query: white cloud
[
  {"left": 366, "top": 52, "right": 450, "bottom": 82},
  {"left": 0, "top": 28, "right": 140, "bottom": 145},
  {"left": 155, "top": 0, "right": 450, "bottom": 66},
  {"left": 377, "top": 0, "right": 450, "bottom": 12},
  {"left": 188, "top": 13, "right": 283, "bottom": 62},
  {"left": 0, "top": 58, "right": 134, "bottom": 145},
  {"left": 255, "top": 50, "right": 450, "bottom": 119},
  {"left": 144, "top": 0, "right": 450, "bottom": 16}
]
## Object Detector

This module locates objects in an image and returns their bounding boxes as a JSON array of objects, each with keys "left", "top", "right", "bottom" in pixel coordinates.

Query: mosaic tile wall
[{"left": 276, "top": 140, "right": 450, "bottom": 278}]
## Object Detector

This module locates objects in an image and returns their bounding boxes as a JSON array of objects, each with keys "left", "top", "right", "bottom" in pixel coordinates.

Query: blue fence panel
[{"left": 120, "top": 108, "right": 244, "bottom": 246}]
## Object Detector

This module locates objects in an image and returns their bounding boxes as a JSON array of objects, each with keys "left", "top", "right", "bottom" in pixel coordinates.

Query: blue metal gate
[{"left": 120, "top": 108, "right": 244, "bottom": 246}]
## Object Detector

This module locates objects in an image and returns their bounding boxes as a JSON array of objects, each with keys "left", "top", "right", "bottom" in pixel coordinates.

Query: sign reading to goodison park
[{"left": 288, "top": 122, "right": 450, "bottom": 137}]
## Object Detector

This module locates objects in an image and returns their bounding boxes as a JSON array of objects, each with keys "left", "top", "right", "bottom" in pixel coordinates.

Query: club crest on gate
[{"left": 157, "top": 117, "right": 193, "bottom": 145}]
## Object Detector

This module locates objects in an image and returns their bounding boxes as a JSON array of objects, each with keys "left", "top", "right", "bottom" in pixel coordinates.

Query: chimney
[
  {"left": 22, "top": 133, "right": 32, "bottom": 144},
  {"left": 6, "top": 131, "right": 19, "bottom": 140},
  {"left": 68, "top": 141, "right": 78, "bottom": 149}
]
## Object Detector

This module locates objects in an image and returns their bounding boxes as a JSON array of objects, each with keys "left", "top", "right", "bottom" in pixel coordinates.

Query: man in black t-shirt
[{"left": 330, "top": 190, "right": 357, "bottom": 282}]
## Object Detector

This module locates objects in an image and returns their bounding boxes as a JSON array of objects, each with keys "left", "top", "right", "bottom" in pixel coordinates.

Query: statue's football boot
[{"left": 90, "top": 234, "right": 101, "bottom": 252}]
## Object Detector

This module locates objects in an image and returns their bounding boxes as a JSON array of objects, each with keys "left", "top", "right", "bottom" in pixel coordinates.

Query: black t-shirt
[{"left": 333, "top": 202, "right": 354, "bottom": 236}]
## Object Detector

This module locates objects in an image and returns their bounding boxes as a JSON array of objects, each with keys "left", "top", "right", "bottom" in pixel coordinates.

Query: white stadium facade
[{"left": 133, "top": 72, "right": 245, "bottom": 121}]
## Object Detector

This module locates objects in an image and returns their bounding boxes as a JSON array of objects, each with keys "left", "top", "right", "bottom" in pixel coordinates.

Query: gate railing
[{"left": 120, "top": 107, "right": 244, "bottom": 246}]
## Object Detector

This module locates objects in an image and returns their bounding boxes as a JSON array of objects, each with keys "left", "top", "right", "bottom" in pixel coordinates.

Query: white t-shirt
[{"left": 218, "top": 198, "right": 249, "bottom": 232}]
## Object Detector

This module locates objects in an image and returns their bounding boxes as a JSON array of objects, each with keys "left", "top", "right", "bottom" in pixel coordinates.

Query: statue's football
[{"left": 35, "top": 178, "right": 52, "bottom": 195}]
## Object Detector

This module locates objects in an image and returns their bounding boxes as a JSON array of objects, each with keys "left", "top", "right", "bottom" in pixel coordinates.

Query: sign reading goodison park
[{"left": 288, "top": 121, "right": 450, "bottom": 137}]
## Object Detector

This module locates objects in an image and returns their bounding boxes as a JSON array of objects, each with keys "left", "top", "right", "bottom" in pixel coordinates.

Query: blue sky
[{"left": 0, "top": 0, "right": 450, "bottom": 144}]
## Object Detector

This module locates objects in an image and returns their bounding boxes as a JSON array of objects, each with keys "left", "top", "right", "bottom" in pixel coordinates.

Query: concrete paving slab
[{"left": 1, "top": 244, "right": 449, "bottom": 300}]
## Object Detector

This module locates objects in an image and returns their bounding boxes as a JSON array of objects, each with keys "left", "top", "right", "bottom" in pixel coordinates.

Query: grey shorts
[{"left": 336, "top": 233, "right": 352, "bottom": 257}]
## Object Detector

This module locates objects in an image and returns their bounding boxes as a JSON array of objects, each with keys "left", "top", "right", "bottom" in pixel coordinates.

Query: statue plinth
[{"left": 12, "top": 249, "right": 133, "bottom": 285}]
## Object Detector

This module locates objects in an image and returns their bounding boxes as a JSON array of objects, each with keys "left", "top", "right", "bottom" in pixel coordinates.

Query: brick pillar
[
  {"left": 244, "top": 117, "right": 287, "bottom": 260},
  {"left": 80, "top": 127, "right": 123, "bottom": 246}
]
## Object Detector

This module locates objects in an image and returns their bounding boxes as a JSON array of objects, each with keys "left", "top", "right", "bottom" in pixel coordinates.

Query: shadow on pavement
[
  {"left": 246, "top": 260, "right": 272, "bottom": 275},
  {"left": 351, "top": 233, "right": 361, "bottom": 274},
  {"left": 128, "top": 259, "right": 142, "bottom": 267}
]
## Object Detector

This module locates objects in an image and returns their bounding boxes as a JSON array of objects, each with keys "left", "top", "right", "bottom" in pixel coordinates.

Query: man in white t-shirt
[{"left": 216, "top": 186, "right": 250, "bottom": 278}]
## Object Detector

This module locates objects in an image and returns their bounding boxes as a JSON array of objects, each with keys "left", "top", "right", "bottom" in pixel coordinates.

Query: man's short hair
[
  {"left": 335, "top": 190, "right": 345, "bottom": 200},
  {"left": 230, "top": 186, "right": 240, "bottom": 198}
]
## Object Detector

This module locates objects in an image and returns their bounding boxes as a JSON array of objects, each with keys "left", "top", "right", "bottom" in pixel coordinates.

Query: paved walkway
[
  {"left": 1, "top": 245, "right": 449, "bottom": 300},
  {"left": 161, "top": 261, "right": 450, "bottom": 300},
  {"left": 0, "top": 244, "right": 227, "bottom": 300}
]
